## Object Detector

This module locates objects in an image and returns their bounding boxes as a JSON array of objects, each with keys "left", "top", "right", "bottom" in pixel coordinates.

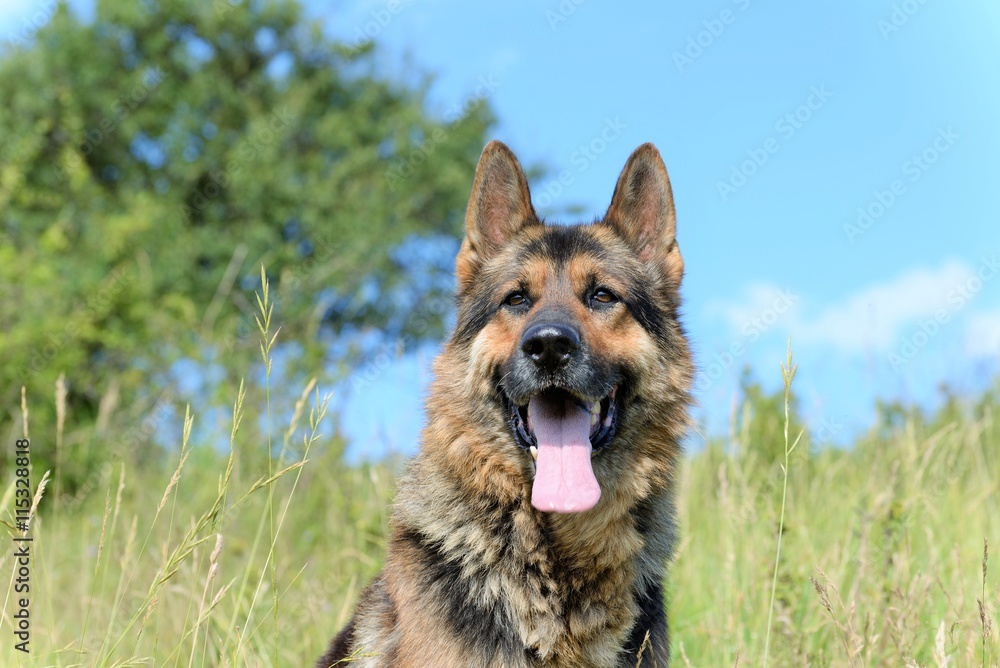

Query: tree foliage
[{"left": 0, "top": 0, "right": 493, "bottom": 481}]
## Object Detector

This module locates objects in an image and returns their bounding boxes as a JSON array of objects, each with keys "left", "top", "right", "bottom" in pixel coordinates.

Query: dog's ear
[
  {"left": 456, "top": 141, "right": 538, "bottom": 287},
  {"left": 604, "top": 143, "right": 683, "bottom": 284}
]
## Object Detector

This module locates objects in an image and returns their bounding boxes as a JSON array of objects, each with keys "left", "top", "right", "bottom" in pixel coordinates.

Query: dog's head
[{"left": 444, "top": 141, "right": 692, "bottom": 514}]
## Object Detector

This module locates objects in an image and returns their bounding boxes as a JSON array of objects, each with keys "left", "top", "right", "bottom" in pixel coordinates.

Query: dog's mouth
[
  {"left": 508, "top": 387, "right": 619, "bottom": 456},
  {"left": 505, "top": 386, "right": 619, "bottom": 514}
]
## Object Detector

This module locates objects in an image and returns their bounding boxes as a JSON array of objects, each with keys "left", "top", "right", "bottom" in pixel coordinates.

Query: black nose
[{"left": 521, "top": 322, "right": 580, "bottom": 371}]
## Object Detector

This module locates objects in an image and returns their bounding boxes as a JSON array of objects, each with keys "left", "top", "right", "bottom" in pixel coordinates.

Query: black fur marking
[
  {"left": 520, "top": 225, "right": 609, "bottom": 267},
  {"left": 623, "top": 288, "right": 669, "bottom": 343},
  {"left": 454, "top": 228, "right": 597, "bottom": 347},
  {"left": 632, "top": 495, "right": 655, "bottom": 537},
  {"left": 316, "top": 614, "right": 356, "bottom": 667},
  {"left": 453, "top": 290, "right": 500, "bottom": 344},
  {"left": 528, "top": 226, "right": 673, "bottom": 343},
  {"left": 316, "top": 577, "right": 397, "bottom": 667},
  {"left": 620, "top": 579, "right": 669, "bottom": 667},
  {"left": 397, "top": 527, "right": 522, "bottom": 665},
  {"left": 453, "top": 224, "right": 675, "bottom": 346}
]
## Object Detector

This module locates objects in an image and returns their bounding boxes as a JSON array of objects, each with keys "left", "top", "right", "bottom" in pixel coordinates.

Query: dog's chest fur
[{"left": 385, "top": 459, "right": 666, "bottom": 668}]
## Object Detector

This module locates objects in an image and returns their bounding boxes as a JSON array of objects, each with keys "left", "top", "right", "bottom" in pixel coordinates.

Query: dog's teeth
[
  {"left": 529, "top": 445, "right": 538, "bottom": 461},
  {"left": 587, "top": 401, "right": 598, "bottom": 425}
]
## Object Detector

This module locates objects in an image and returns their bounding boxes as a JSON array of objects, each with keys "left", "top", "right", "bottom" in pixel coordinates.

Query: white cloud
[
  {"left": 706, "top": 259, "right": 990, "bottom": 355},
  {"left": 794, "top": 259, "right": 975, "bottom": 353}
]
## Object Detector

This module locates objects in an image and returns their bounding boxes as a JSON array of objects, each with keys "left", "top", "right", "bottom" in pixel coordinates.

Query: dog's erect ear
[
  {"left": 604, "top": 143, "right": 683, "bottom": 284},
  {"left": 456, "top": 141, "right": 538, "bottom": 287}
]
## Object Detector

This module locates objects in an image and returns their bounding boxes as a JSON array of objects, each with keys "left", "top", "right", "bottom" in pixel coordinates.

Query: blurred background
[{"left": 1, "top": 1, "right": 998, "bottom": 665}]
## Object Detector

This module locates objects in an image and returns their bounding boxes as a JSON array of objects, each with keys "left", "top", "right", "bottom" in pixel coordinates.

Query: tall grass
[
  {"left": 2, "top": 312, "right": 998, "bottom": 665},
  {"left": 762, "top": 341, "right": 803, "bottom": 667},
  {"left": 671, "top": 378, "right": 1000, "bottom": 666},
  {"left": 0, "top": 273, "right": 355, "bottom": 666}
]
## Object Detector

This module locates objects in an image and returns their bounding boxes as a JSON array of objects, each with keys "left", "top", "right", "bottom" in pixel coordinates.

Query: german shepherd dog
[{"left": 318, "top": 141, "right": 692, "bottom": 667}]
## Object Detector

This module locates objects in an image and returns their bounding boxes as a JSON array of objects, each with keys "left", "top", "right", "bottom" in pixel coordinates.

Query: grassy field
[{"left": 3, "top": 308, "right": 998, "bottom": 666}]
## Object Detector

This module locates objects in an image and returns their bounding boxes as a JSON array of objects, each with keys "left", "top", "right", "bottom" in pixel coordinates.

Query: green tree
[{"left": 0, "top": 0, "right": 494, "bottom": 488}]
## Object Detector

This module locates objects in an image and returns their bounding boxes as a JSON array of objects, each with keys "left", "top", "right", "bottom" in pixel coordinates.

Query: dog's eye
[
  {"left": 590, "top": 289, "right": 618, "bottom": 306},
  {"left": 503, "top": 292, "right": 530, "bottom": 309}
]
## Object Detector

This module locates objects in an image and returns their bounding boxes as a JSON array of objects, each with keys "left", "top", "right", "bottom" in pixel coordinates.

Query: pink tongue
[{"left": 528, "top": 396, "right": 601, "bottom": 513}]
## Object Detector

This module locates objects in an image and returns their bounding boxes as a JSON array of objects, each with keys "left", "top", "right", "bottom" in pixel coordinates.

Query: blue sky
[
  {"left": 4, "top": 0, "right": 998, "bottom": 458},
  {"left": 317, "top": 0, "right": 1000, "bottom": 457}
]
